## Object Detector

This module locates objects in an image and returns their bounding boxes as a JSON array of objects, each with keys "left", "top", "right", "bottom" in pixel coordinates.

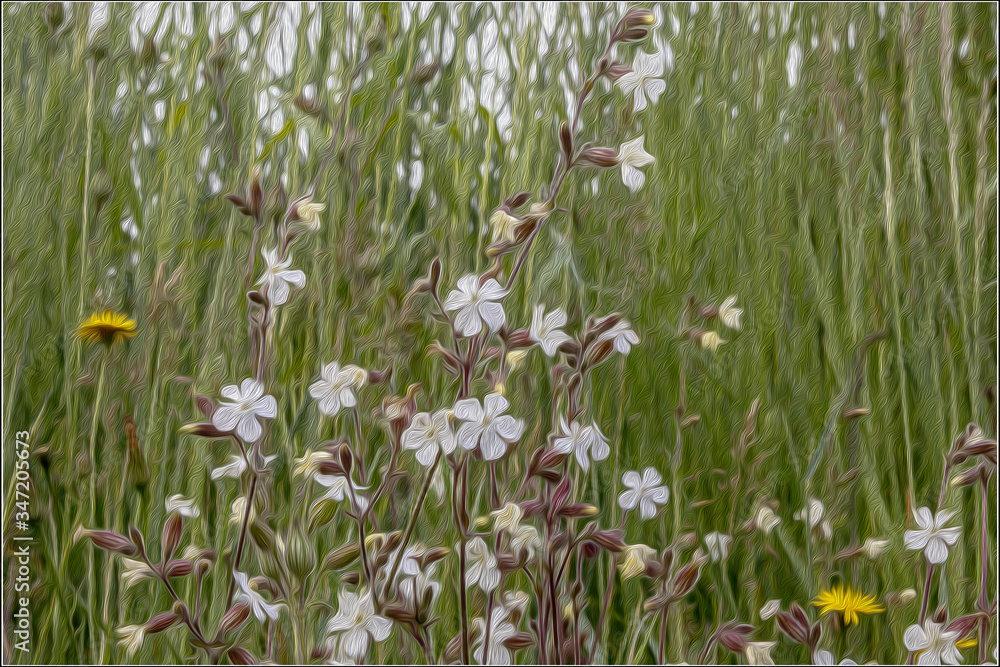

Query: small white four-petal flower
[
  {"left": 529, "top": 305, "right": 571, "bottom": 356},
  {"left": 903, "top": 620, "right": 962, "bottom": 665},
  {"left": 402, "top": 410, "right": 456, "bottom": 466},
  {"left": 617, "top": 136, "right": 655, "bottom": 193},
  {"left": 443, "top": 275, "right": 507, "bottom": 337},
  {"left": 258, "top": 247, "right": 306, "bottom": 306},
  {"left": 904, "top": 507, "right": 961, "bottom": 564},
  {"left": 598, "top": 320, "right": 640, "bottom": 354},
  {"left": 454, "top": 393, "right": 524, "bottom": 461},
  {"left": 309, "top": 362, "right": 367, "bottom": 417},
  {"left": 326, "top": 588, "right": 392, "bottom": 661},
  {"left": 617, "top": 50, "right": 666, "bottom": 112},
  {"left": 618, "top": 467, "right": 670, "bottom": 519},
  {"left": 465, "top": 536, "right": 500, "bottom": 593},
  {"left": 212, "top": 378, "right": 277, "bottom": 443},
  {"left": 552, "top": 418, "right": 610, "bottom": 471},
  {"left": 165, "top": 494, "right": 200, "bottom": 518}
]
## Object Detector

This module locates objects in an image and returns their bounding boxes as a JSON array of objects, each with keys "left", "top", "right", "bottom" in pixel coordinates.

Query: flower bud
[
  {"left": 590, "top": 529, "right": 627, "bottom": 553},
  {"left": 615, "top": 26, "right": 650, "bottom": 43},
  {"left": 250, "top": 520, "right": 276, "bottom": 553},
  {"left": 144, "top": 611, "right": 179, "bottom": 634},
  {"left": 219, "top": 603, "right": 251, "bottom": 635},
  {"left": 603, "top": 63, "right": 634, "bottom": 81},
  {"left": 161, "top": 513, "right": 183, "bottom": 563},
  {"left": 286, "top": 523, "right": 316, "bottom": 582},
  {"left": 163, "top": 559, "right": 195, "bottom": 578},
  {"left": 952, "top": 462, "right": 990, "bottom": 487},
  {"left": 44, "top": 2, "right": 64, "bottom": 31},
  {"left": 179, "top": 422, "right": 229, "bottom": 438},
  {"left": 620, "top": 8, "right": 656, "bottom": 29},
  {"left": 74, "top": 526, "right": 139, "bottom": 556},
  {"left": 716, "top": 622, "right": 756, "bottom": 653},
  {"left": 322, "top": 542, "right": 361, "bottom": 572},
  {"left": 576, "top": 147, "right": 620, "bottom": 168},
  {"left": 227, "top": 647, "right": 256, "bottom": 665}
]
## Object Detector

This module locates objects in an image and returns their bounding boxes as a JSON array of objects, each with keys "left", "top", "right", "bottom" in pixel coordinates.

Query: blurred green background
[{"left": 3, "top": 2, "right": 997, "bottom": 664}]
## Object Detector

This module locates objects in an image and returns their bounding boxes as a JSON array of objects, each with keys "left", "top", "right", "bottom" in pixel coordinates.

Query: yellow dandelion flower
[
  {"left": 76, "top": 310, "right": 137, "bottom": 346},
  {"left": 812, "top": 585, "right": 884, "bottom": 626}
]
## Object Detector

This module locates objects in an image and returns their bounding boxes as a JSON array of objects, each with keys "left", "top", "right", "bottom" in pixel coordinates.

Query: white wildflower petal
[
  {"left": 165, "top": 494, "right": 200, "bottom": 518},
  {"left": 617, "top": 137, "right": 655, "bottom": 193},
  {"left": 212, "top": 379, "right": 276, "bottom": 443}
]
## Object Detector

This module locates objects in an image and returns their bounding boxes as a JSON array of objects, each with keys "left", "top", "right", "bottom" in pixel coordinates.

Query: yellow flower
[
  {"left": 76, "top": 310, "right": 138, "bottom": 346},
  {"left": 812, "top": 585, "right": 884, "bottom": 626}
]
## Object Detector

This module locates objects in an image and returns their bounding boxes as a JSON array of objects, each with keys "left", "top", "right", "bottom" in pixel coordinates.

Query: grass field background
[{"left": 2, "top": 2, "right": 997, "bottom": 664}]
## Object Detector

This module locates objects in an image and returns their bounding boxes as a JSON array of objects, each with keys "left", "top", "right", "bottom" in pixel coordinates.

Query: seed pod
[
  {"left": 74, "top": 527, "right": 139, "bottom": 556},
  {"left": 620, "top": 8, "right": 656, "bottom": 29},
  {"left": 227, "top": 647, "right": 257, "bottom": 665},
  {"left": 322, "top": 543, "right": 361, "bottom": 572},
  {"left": 776, "top": 603, "right": 811, "bottom": 646},
  {"left": 576, "top": 147, "right": 620, "bottom": 168},
  {"left": 250, "top": 521, "right": 276, "bottom": 553},
  {"left": 946, "top": 613, "right": 982, "bottom": 639},
  {"left": 220, "top": 603, "right": 252, "bottom": 635},
  {"left": 163, "top": 560, "right": 195, "bottom": 578},
  {"left": 615, "top": 26, "right": 649, "bottom": 43},
  {"left": 286, "top": 523, "right": 316, "bottom": 581},
  {"left": 179, "top": 422, "right": 229, "bottom": 438},
  {"left": 590, "top": 529, "right": 627, "bottom": 553},
  {"left": 144, "top": 611, "right": 179, "bottom": 634},
  {"left": 503, "top": 632, "right": 535, "bottom": 651},
  {"left": 161, "top": 513, "right": 183, "bottom": 563},
  {"left": 716, "top": 622, "right": 756, "bottom": 653},
  {"left": 559, "top": 122, "right": 573, "bottom": 159}
]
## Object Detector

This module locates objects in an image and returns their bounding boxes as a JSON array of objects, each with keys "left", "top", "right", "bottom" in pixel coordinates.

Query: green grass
[{"left": 2, "top": 2, "right": 997, "bottom": 665}]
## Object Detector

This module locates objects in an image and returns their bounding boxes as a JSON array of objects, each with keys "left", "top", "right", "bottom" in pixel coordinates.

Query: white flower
[
  {"left": 472, "top": 605, "right": 518, "bottom": 666},
  {"left": 718, "top": 295, "right": 743, "bottom": 330},
  {"left": 617, "top": 50, "right": 666, "bottom": 112},
  {"left": 529, "top": 305, "right": 571, "bottom": 356},
  {"left": 903, "top": 620, "right": 962, "bottom": 665},
  {"left": 443, "top": 275, "right": 507, "bottom": 337},
  {"left": 454, "top": 393, "right": 524, "bottom": 461},
  {"left": 904, "top": 508, "right": 961, "bottom": 564},
  {"left": 794, "top": 498, "right": 826, "bottom": 528},
  {"left": 229, "top": 496, "right": 256, "bottom": 525},
  {"left": 402, "top": 410, "right": 456, "bottom": 466},
  {"left": 314, "top": 473, "right": 369, "bottom": 514},
  {"left": 309, "top": 362, "right": 367, "bottom": 417},
  {"left": 165, "top": 494, "right": 200, "bottom": 518},
  {"left": 755, "top": 506, "right": 781, "bottom": 534},
  {"left": 618, "top": 468, "right": 670, "bottom": 519},
  {"left": 509, "top": 524, "right": 541, "bottom": 559},
  {"left": 617, "top": 136, "right": 655, "bottom": 192},
  {"left": 233, "top": 571, "right": 285, "bottom": 622},
  {"left": 487, "top": 503, "right": 524, "bottom": 534},
  {"left": 618, "top": 543, "right": 656, "bottom": 579},
  {"left": 759, "top": 599, "right": 781, "bottom": 620},
  {"left": 120, "top": 558, "right": 157, "bottom": 588},
  {"left": 211, "top": 453, "right": 277, "bottom": 480},
  {"left": 326, "top": 589, "right": 392, "bottom": 661},
  {"left": 704, "top": 532, "right": 732, "bottom": 562},
  {"left": 293, "top": 448, "right": 335, "bottom": 478},
  {"left": 382, "top": 545, "right": 441, "bottom": 602},
  {"left": 258, "top": 246, "right": 306, "bottom": 306},
  {"left": 212, "top": 379, "right": 278, "bottom": 443},
  {"left": 552, "top": 418, "right": 610, "bottom": 471},
  {"left": 862, "top": 537, "right": 890, "bottom": 559},
  {"left": 598, "top": 320, "right": 640, "bottom": 354},
  {"left": 116, "top": 625, "right": 146, "bottom": 657},
  {"left": 465, "top": 536, "right": 500, "bottom": 593},
  {"left": 814, "top": 650, "right": 858, "bottom": 665},
  {"left": 745, "top": 641, "right": 777, "bottom": 665}
]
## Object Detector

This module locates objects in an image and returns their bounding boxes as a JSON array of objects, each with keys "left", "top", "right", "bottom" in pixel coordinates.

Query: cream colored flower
[
  {"left": 310, "top": 362, "right": 368, "bottom": 417},
  {"left": 704, "top": 532, "right": 732, "bottom": 562},
  {"left": 165, "top": 494, "right": 200, "bottom": 518},
  {"left": 297, "top": 198, "right": 326, "bottom": 230},
  {"left": 489, "top": 209, "right": 520, "bottom": 244},
  {"left": 489, "top": 502, "right": 523, "bottom": 533},
  {"left": 700, "top": 331, "right": 726, "bottom": 353},
  {"left": 120, "top": 558, "right": 157, "bottom": 588},
  {"left": 116, "top": 625, "right": 146, "bottom": 657},
  {"left": 718, "top": 295, "right": 743, "bottom": 330},
  {"left": 293, "top": 448, "right": 335, "bottom": 478},
  {"left": 759, "top": 599, "right": 781, "bottom": 620},
  {"left": 746, "top": 641, "right": 777, "bottom": 665},
  {"left": 617, "top": 136, "right": 655, "bottom": 192},
  {"left": 618, "top": 544, "right": 655, "bottom": 579},
  {"left": 862, "top": 537, "right": 890, "bottom": 559},
  {"left": 755, "top": 506, "right": 781, "bottom": 534}
]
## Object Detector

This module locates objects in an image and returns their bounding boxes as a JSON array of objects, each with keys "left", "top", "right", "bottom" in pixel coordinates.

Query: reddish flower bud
[{"left": 74, "top": 527, "right": 139, "bottom": 556}]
